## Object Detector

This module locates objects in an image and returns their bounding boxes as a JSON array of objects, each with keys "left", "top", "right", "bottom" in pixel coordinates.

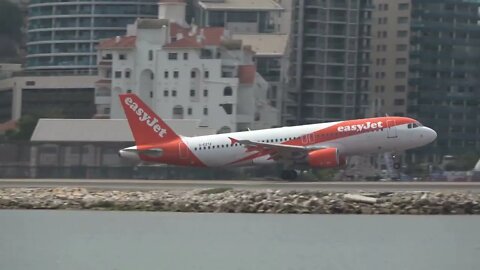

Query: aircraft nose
[{"left": 425, "top": 127, "right": 437, "bottom": 143}]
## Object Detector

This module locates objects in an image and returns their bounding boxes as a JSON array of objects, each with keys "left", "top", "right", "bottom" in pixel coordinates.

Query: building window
[
  {"left": 173, "top": 106, "right": 184, "bottom": 119},
  {"left": 396, "top": 44, "right": 408, "bottom": 51},
  {"left": 398, "top": 3, "right": 409, "bottom": 10},
  {"left": 172, "top": 90, "right": 177, "bottom": 97},
  {"left": 183, "top": 52, "right": 188, "bottom": 60},
  {"left": 396, "top": 58, "right": 407, "bottom": 65},
  {"left": 204, "top": 71, "right": 209, "bottom": 78},
  {"left": 148, "top": 50, "right": 153, "bottom": 61},
  {"left": 164, "top": 71, "right": 169, "bottom": 78},
  {"left": 394, "top": 99, "right": 405, "bottom": 106},
  {"left": 223, "top": 86, "right": 233, "bottom": 96},
  {"left": 395, "top": 72, "right": 406, "bottom": 79},
  {"left": 125, "top": 71, "right": 131, "bottom": 78},
  {"left": 190, "top": 89, "right": 195, "bottom": 97},
  {"left": 115, "top": 71, "right": 122, "bottom": 78},
  {"left": 164, "top": 90, "right": 169, "bottom": 97},
  {"left": 187, "top": 107, "right": 192, "bottom": 115},
  {"left": 150, "top": 91, "right": 153, "bottom": 98},
  {"left": 395, "top": 85, "right": 406, "bottom": 92},
  {"left": 168, "top": 53, "right": 178, "bottom": 60},
  {"left": 119, "top": 54, "right": 126, "bottom": 60},
  {"left": 126, "top": 89, "right": 132, "bottom": 93},
  {"left": 191, "top": 70, "right": 196, "bottom": 78},
  {"left": 397, "top": 30, "right": 408, "bottom": 37},
  {"left": 397, "top": 17, "right": 408, "bottom": 24},
  {"left": 173, "top": 71, "right": 179, "bottom": 78},
  {"left": 150, "top": 73, "right": 154, "bottom": 80},
  {"left": 203, "top": 89, "right": 208, "bottom": 97},
  {"left": 220, "top": 103, "right": 233, "bottom": 115},
  {"left": 203, "top": 107, "right": 208, "bottom": 115}
]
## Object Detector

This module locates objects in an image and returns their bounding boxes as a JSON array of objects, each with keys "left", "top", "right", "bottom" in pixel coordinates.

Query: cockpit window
[{"left": 408, "top": 122, "right": 422, "bottom": 129}]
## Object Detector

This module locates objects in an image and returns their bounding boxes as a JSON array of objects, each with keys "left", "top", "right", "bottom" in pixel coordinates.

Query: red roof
[
  {"left": 98, "top": 36, "right": 136, "bottom": 49},
  {"left": 0, "top": 120, "right": 17, "bottom": 133},
  {"left": 238, "top": 65, "right": 256, "bottom": 84},
  {"left": 170, "top": 22, "right": 190, "bottom": 38},
  {"left": 164, "top": 27, "right": 225, "bottom": 49}
]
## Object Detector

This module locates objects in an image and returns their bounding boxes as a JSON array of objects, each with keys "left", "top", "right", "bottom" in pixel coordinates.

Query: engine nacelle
[{"left": 307, "top": 148, "right": 346, "bottom": 168}]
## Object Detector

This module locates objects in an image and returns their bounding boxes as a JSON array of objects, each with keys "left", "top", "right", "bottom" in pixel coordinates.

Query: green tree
[
  {"left": 444, "top": 152, "right": 479, "bottom": 171},
  {"left": 0, "top": 0, "right": 23, "bottom": 42},
  {"left": 0, "top": 0, "right": 23, "bottom": 61},
  {"left": 5, "top": 110, "right": 65, "bottom": 141},
  {"left": 5, "top": 115, "right": 38, "bottom": 141}
]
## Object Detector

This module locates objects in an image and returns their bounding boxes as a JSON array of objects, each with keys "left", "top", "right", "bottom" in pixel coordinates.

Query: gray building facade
[
  {"left": 288, "top": 0, "right": 372, "bottom": 125},
  {"left": 27, "top": 0, "right": 158, "bottom": 70},
  {"left": 371, "top": 0, "right": 480, "bottom": 161},
  {"left": 408, "top": 0, "right": 480, "bottom": 159}
]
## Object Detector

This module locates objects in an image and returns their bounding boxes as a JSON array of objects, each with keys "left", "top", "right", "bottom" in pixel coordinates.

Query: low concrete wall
[{"left": 0, "top": 188, "right": 479, "bottom": 214}]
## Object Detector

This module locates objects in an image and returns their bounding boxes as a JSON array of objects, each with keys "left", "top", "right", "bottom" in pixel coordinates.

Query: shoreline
[{"left": 1, "top": 187, "right": 479, "bottom": 214}]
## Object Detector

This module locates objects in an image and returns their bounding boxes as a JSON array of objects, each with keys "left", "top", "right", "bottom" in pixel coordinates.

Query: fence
[{"left": 0, "top": 142, "right": 276, "bottom": 179}]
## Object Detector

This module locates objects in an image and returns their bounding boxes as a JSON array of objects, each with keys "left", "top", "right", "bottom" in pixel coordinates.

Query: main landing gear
[{"left": 281, "top": 170, "right": 298, "bottom": 181}]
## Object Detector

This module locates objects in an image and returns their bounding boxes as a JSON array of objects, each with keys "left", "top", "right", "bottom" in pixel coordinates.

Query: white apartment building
[{"left": 95, "top": 1, "right": 278, "bottom": 133}]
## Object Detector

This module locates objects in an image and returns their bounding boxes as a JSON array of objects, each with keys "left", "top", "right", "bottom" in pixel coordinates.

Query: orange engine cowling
[{"left": 307, "top": 148, "right": 346, "bottom": 168}]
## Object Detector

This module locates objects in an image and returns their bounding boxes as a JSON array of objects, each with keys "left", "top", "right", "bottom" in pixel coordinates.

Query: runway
[{"left": 0, "top": 179, "right": 479, "bottom": 192}]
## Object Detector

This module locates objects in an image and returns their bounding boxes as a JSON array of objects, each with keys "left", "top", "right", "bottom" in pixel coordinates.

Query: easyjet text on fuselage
[{"left": 337, "top": 121, "right": 384, "bottom": 132}]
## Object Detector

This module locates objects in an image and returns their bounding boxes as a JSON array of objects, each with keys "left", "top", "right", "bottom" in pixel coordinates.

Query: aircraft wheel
[{"left": 281, "top": 170, "right": 298, "bottom": 181}]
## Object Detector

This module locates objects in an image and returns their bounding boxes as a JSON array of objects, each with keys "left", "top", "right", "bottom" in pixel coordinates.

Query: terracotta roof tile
[
  {"left": 238, "top": 65, "right": 256, "bottom": 84},
  {"left": 170, "top": 22, "right": 190, "bottom": 38},
  {"left": 164, "top": 27, "right": 225, "bottom": 49},
  {"left": 98, "top": 36, "right": 136, "bottom": 49},
  {"left": 0, "top": 120, "right": 17, "bottom": 132}
]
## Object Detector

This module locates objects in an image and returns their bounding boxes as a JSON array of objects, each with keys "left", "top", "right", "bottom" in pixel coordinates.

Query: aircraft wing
[{"left": 231, "top": 138, "right": 325, "bottom": 161}]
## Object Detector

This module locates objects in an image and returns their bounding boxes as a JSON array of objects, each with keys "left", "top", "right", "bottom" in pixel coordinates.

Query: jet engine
[{"left": 307, "top": 148, "right": 346, "bottom": 168}]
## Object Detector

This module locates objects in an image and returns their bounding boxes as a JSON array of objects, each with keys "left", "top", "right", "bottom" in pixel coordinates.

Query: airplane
[{"left": 118, "top": 93, "right": 437, "bottom": 180}]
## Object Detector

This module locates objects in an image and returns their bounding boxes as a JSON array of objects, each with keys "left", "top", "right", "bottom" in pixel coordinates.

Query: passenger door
[{"left": 386, "top": 120, "right": 398, "bottom": 138}]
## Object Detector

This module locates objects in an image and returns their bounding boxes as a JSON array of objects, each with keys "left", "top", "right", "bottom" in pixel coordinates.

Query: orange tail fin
[{"left": 119, "top": 94, "right": 180, "bottom": 145}]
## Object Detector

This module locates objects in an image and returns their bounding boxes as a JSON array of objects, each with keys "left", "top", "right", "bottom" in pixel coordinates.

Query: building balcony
[
  {"left": 95, "top": 95, "right": 111, "bottom": 105},
  {"left": 98, "top": 61, "right": 112, "bottom": 67},
  {"left": 95, "top": 79, "right": 112, "bottom": 86}
]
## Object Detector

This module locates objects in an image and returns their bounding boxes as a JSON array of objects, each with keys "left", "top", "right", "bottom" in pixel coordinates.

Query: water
[{"left": 0, "top": 211, "right": 479, "bottom": 270}]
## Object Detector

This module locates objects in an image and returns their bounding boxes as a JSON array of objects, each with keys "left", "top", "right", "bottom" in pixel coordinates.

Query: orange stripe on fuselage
[
  {"left": 137, "top": 138, "right": 207, "bottom": 167},
  {"left": 228, "top": 117, "right": 414, "bottom": 165}
]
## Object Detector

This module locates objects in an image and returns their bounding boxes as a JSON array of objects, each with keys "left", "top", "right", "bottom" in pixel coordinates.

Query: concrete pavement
[{"left": 0, "top": 179, "right": 479, "bottom": 192}]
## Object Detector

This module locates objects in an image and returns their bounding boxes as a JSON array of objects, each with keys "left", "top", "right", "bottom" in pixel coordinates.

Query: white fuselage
[{"left": 180, "top": 120, "right": 436, "bottom": 167}]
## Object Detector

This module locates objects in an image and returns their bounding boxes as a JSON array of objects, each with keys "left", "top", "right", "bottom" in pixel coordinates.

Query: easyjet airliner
[{"left": 118, "top": 94, "right": 437, "bottom": 180}]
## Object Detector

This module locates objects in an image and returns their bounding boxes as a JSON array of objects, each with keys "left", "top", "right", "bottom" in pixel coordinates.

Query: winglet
[{"left": 119, "top": 94, "right": 180, "bottom": 146}]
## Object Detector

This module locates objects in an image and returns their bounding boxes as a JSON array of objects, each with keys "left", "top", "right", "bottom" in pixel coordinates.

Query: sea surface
[{"left": 0, "top": 210, "right": 479, "bottom": 270}]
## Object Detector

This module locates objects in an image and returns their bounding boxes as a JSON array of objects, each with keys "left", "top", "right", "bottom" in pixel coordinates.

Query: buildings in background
[
  {"left": 288, "top": 0, "right": 373, "bottom": 125},
  {"left": 95, "top": 1, "right": 278, "bottom": 133},
  {"left": 371, "top": 0, "right": 480, "bottom": 161},
  {"left": 0, "top": 74, "right": 97, "bottom": 122},
  {"left": 192, "top": 0, "right": 284, "bottom": 33},
  {"left": 233, "top": 33, "right": 289, "bottom": 117},
  {"left": 191, "top": 0, "right": 291, "bottom": 123},
  {"left": 0, "top": 0, "right": 161, "bottom": 124},
  {"left": 26, "top": 0, "right": 158, "bottom": 70}
]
